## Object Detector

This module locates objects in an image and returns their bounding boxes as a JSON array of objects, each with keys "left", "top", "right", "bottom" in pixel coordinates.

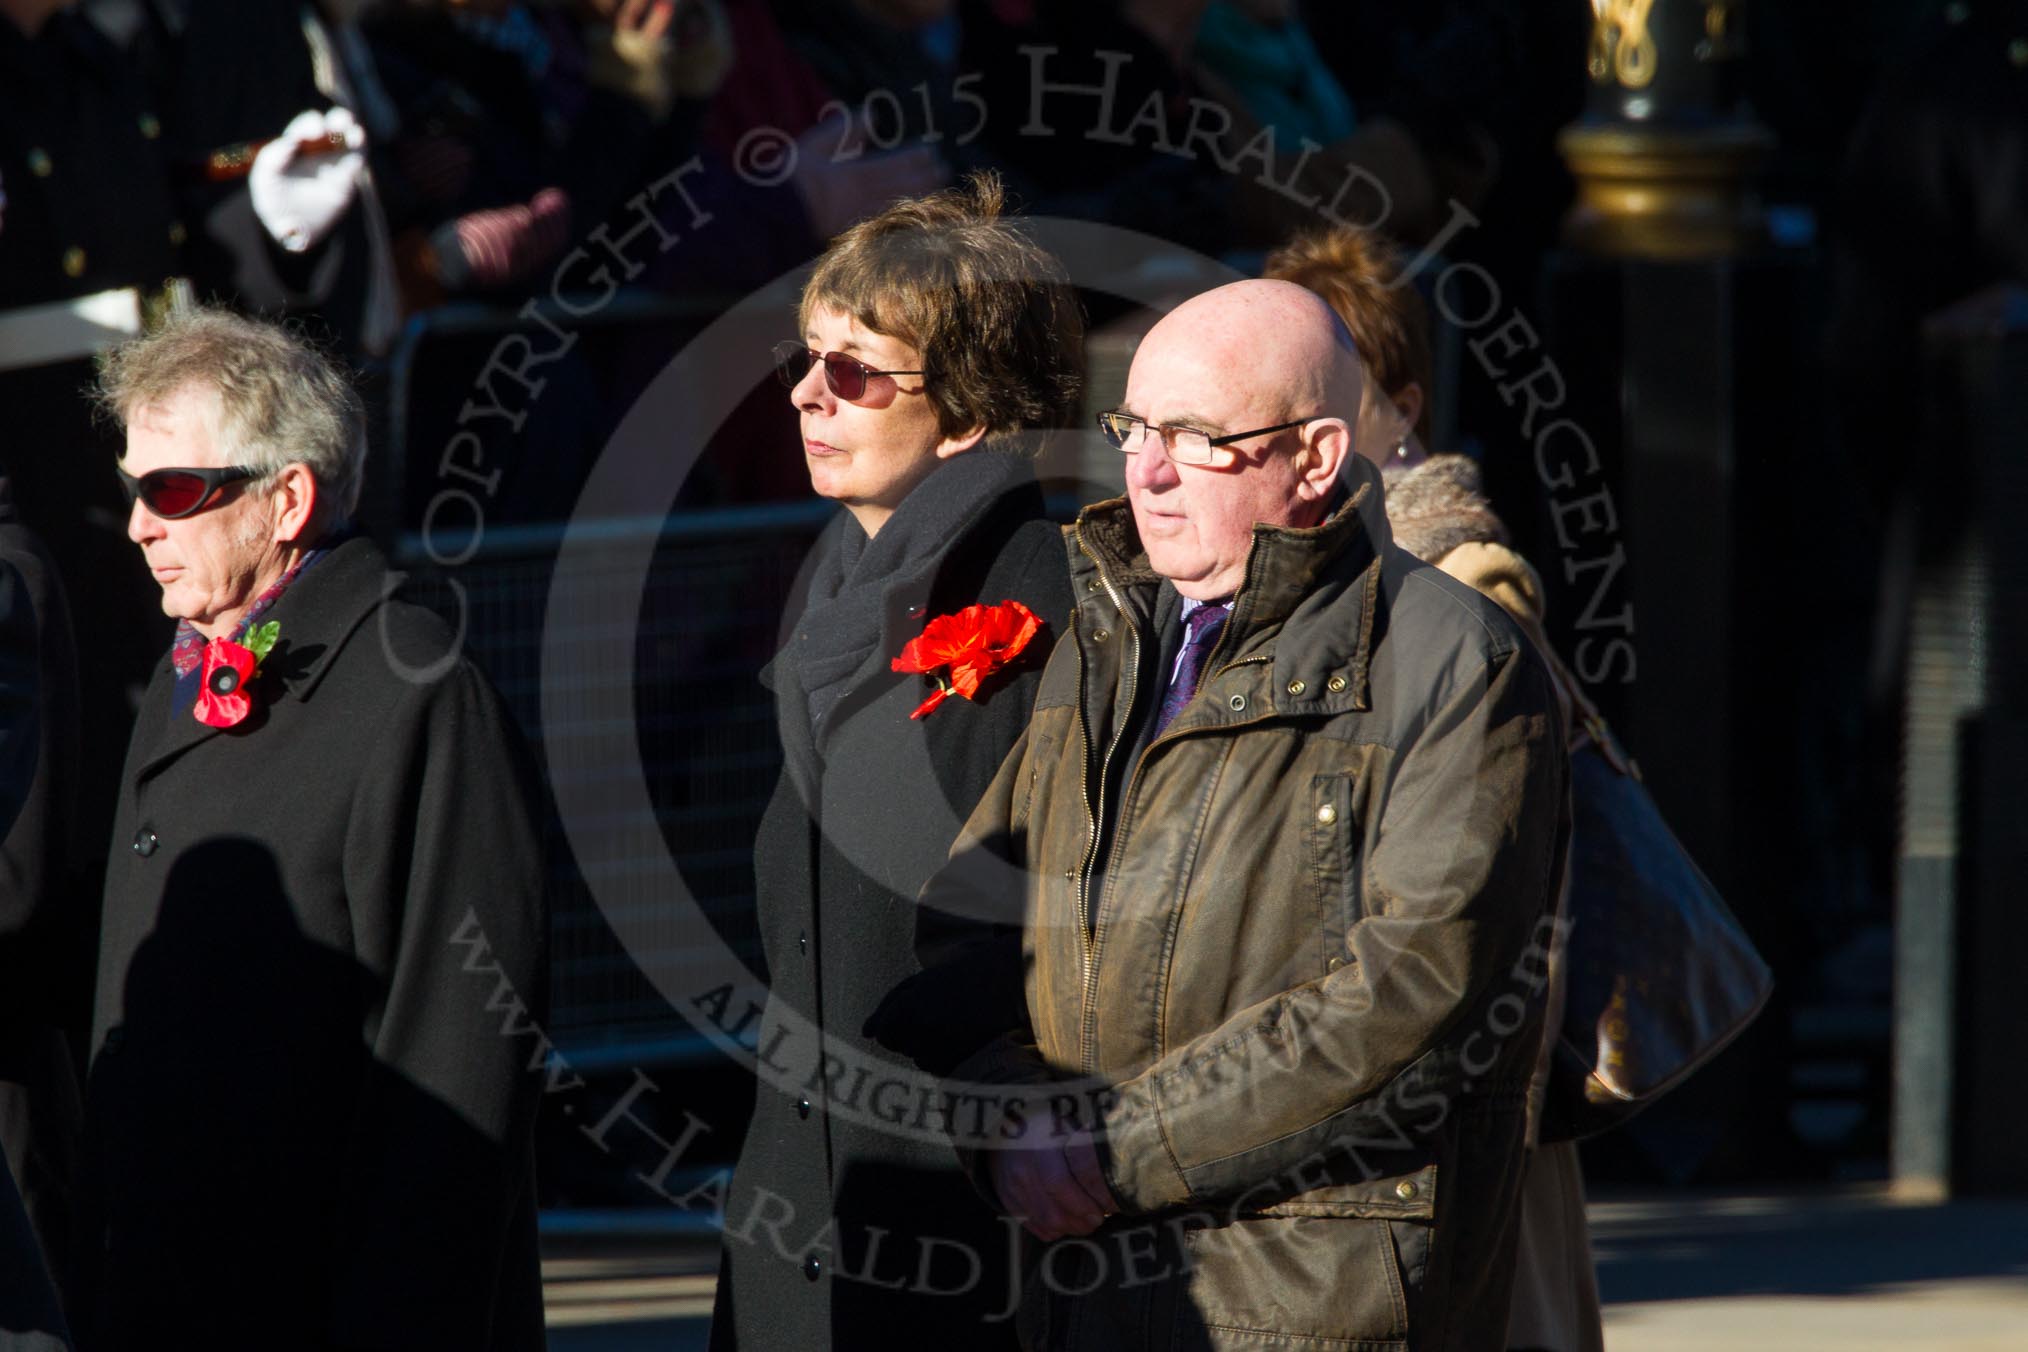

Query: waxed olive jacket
[{"left": 914, "top": 456, "right": 1571, "bottom": 1351}]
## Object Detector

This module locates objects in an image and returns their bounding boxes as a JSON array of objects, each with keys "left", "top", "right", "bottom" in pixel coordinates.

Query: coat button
[
  {"left": 1327, "top": 956, "right": 1346, "bottom": 973},
  {"left": 1092, "top": 628, "right": 1110, "bottom": 643},
  {"left": 1228, "top": 694, "right": 1247, "bottom": 712},
  {"left": 1286, "top": 679, "right": 1305, "bottom": 696},
  {"left": 802, "top": 1254, "right": 822, "bottom": 1281},
  {"left": 797, "top": 930, "right": 808, "bottom": 956},
  {"left": 1395, "top": 1179, "right": 1419, "bottom": 1202},
  {"left": 101, "top": 1026, "right": 126, "bottom": 1056},
  {"left": 1326, "top": 675, "right": 1347, "bottom": 693},
  {"left": 1315, "top": 803, "right": 1336, "bottom": 825},
  {"left": 132, "top": 828, "right": 159, "bottom": 857},
  {"left": 797, "top": 1097, "right": 812, "bottom": 1119}
]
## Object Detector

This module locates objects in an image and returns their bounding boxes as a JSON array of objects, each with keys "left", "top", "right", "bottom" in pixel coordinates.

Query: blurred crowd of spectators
[
  {"left": 0, "top": 0, "right": 1614, "bottom": 596},
  {"left": 1, "top": 0, "right": 1586, "bottom": 370}
]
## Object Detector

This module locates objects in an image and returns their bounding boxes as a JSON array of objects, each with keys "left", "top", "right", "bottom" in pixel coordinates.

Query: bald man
[{"left": 886, "top": 281, "right": 1570, "bottom": 1350}]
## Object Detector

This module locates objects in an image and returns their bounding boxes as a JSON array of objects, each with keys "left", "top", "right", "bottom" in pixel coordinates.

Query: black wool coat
[
  {"left": 0, "top": 477, "right": 81, "bottom": 1352},
  {"left": 710, "top": 477, "right": 1071, "bottom": 1351},
  {"left": 69, "top": 537, "right": 549, "bottom": 1352}
]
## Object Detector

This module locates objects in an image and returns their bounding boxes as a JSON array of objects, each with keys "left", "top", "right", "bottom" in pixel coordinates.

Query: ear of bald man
[{"left": 1291, "top": 417, "right": 1356, "bottom": 517}]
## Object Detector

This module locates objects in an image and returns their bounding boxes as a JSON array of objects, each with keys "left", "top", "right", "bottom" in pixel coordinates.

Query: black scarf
[{"left": 779, "top": 449, "right": 1031, "bottom": 743}]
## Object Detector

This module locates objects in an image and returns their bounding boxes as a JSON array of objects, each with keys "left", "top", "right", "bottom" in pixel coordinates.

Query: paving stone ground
[
  {"left": 540, "top": 1186, "right": 2028, "bottom": 1349},
  {"left": 1591, "top": 1187, "right": 2028, "bottom": 1350}
]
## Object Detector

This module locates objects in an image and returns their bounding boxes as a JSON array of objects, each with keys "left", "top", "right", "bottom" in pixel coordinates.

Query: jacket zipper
[
  {"left": 1071, "top": 535, "right": 1281, "bottom": 1072},
  {"left": 1073, "top": 540, "right": 1140, "bottom": 1072},
  {"left": 1101, "top": 650, "right": 1275, "bottom": 909}
]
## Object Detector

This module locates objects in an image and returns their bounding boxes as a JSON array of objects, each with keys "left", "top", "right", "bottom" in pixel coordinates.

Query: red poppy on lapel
[
  {"left": 891, "top": 599, "right": 1043, "bottom": 720},
  {"left": 195, "top": 639, "right": 257, "bottom": 728},
  {"left": 192, "top": 620, "right": 281, "bottom": 729}
]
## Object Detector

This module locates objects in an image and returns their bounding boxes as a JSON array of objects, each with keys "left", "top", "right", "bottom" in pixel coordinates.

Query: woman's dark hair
[{"left": 800, "top": 172, "right": 1085, "bottom": 454}]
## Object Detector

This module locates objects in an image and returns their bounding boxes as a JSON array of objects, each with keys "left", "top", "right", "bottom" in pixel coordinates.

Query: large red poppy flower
[
  {"left": 194, "top": 637, "right": 258, "bottom": 728},
  {"left": 891, "top": 599, "right": 1043, "bottom": 720}
]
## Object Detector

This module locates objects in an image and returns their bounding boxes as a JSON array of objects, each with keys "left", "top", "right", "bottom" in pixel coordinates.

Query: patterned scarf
[{"left": 170, "top": 546, "right": 331, "bottom": 716}]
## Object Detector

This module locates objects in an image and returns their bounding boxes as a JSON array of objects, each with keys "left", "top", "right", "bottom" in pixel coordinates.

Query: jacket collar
[
  {"left": 134, "top": 536, "right": 401, "bottom": 778},
  {"left": 254, "top": 534, "right": 404, "bottom": 704},
  {"left": 1071, "top": 455, "right": 1392, "bottom": 709}
]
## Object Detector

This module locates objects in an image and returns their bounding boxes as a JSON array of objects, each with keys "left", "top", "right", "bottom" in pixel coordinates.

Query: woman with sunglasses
[{"left": 711, "top": 173, "right": 1081, "bottom": 1351}]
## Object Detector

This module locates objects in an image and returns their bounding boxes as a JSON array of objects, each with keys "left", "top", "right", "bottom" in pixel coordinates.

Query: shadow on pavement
[{"left": 1592, "top": 1187, "right": 2028, "bottom": 1304}]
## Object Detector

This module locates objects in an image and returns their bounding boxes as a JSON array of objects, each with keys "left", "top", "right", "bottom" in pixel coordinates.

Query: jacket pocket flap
[{"left": 1240, "top": 1163, "right": 1437, "bottom": 1220}]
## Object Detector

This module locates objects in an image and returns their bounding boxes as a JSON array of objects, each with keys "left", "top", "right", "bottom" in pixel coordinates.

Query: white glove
[{"left": 249, "top": 107, "right": 366, "bottom": 254}]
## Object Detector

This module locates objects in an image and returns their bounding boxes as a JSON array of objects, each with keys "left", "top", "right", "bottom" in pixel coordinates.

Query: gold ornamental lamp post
[
  {"left": 1559, "top": 0, "right": 1774, "bottom": 259},
  {"left": 1539, "top": 0, "right": 1811, "bottom": 1186}
]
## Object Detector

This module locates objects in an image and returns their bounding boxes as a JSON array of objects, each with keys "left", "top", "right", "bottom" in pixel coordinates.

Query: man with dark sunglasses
[
  {"left": 116, "top": 463, "right": 259, "bottom": 520},
  {"left": 890, "top": 280, "right": 1569, "bottom": 1351},
  {"left": 71, "top": 306, "right": 549, "bottom": 1351}
]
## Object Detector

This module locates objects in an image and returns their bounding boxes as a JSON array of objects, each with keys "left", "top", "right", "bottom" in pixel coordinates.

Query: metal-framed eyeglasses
[{"left": 1095, "top": 411, "right": 1325, "bottom": 466}]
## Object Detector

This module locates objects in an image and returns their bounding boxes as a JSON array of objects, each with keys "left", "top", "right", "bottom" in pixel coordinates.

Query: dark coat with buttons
[
  {"left": 0, "top": 477, "right": 81, "bottom": 1352},
  {"left": 709, "top": 473, "right": 1071, "bottom": 1351},
  {"left": 0, "top": 10, "right": 181, "bottom": 311},
  {"left": 69, "top": 537, "right": 549, "bottom": 1352}
]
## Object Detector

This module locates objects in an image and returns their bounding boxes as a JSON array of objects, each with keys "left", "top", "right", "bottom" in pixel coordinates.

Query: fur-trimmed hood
[{"left": 1383, "top": 454, "right": 1507, "bottom": 563}]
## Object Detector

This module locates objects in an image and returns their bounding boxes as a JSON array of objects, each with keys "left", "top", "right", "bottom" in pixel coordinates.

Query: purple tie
[{"left": 1155, "top": 603, "right": 1231, "bottom": 735}]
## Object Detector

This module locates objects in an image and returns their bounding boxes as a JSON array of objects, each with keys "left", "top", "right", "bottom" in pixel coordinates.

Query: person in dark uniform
[
  {"left": 0, "top": 2, "right": 183, "bottom": 312},
  {"left": 0, "top": 0, "right": 186, "bottom": 973},
  {"left": 100, "top": 0, "right": 393, "bottom": 358}
]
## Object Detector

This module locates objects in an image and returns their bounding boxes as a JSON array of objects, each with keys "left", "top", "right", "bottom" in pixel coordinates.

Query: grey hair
[{"left": 96, "top": 306, "right": 367, "bottom": 520}]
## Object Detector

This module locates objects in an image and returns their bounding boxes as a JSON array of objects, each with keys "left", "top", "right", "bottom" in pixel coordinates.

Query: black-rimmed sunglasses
[
  {"left": 117, "top": 465, "right": 259, "bottom": 519},
  {"left": 772, "top": 342, "right": 924, "bottom": 401}
]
